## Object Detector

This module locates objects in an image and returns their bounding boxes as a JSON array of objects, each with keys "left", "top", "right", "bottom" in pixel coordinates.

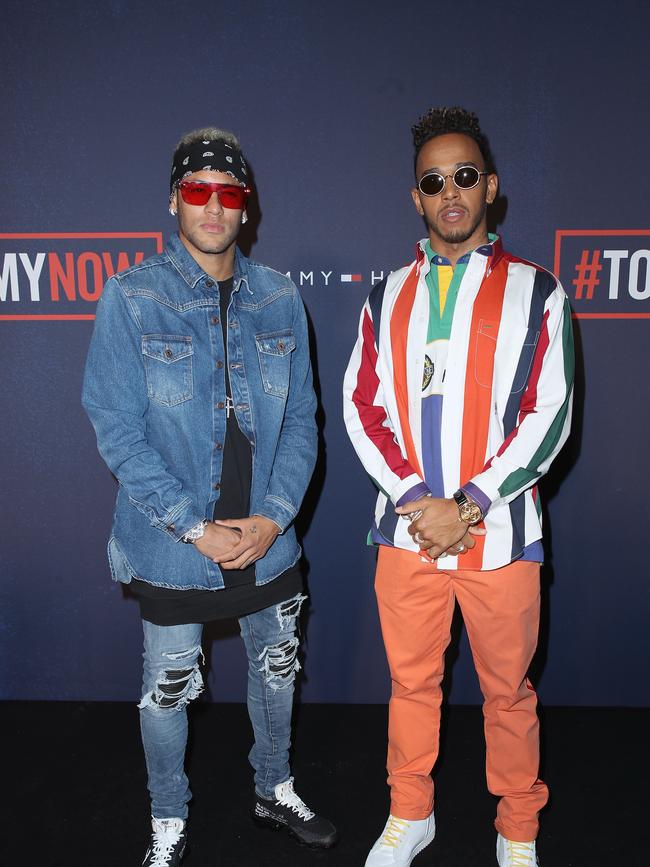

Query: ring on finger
[
  {"left": 414, "top": 532, "right": 424, "bottom": 545},
  {"left": 404, "top": 509, "right": 423, "bottom": 522},
  {"left": 456, "top": 543, "right": 466, "bottom": 553}
]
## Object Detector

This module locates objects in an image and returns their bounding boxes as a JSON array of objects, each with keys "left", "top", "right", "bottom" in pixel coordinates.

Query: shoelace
[
  {"left": 148, "top": 820, "right": 183, "bottom": 866},
  {"left": 380, "top": 816, "right": 411, "bottom": 848},
  {"left": 507, "top": 839, "right": 536, "bottom": 866},
  {"left": 276, "top": 778, "right": 315, "bottom": 820}
]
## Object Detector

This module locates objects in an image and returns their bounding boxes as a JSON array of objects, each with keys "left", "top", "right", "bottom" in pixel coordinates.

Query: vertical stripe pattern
[{"left": 343, "top": 239, "right": 574, "bottom": 571}]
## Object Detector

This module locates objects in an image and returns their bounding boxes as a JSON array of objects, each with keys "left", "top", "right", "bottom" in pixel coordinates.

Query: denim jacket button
[
  {"left": 216, "top": 361, "right": 223, "bottom": 369},
  {"left": 205, "top": 279, "right": 214, "bottom": 287},
  {"left": 164, "top": 348, "right": 173, "bottom": 359},
  {"left": 217, "top": 401, "right": 225, "bottom": 409},
  {"left": 211, "top": 316, "right": 220, "bottom": 325}
]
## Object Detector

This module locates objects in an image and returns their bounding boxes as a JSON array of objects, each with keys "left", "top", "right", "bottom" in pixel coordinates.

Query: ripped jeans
[{"left": 138, "top": 593, "right": 306, "bottom": 819}]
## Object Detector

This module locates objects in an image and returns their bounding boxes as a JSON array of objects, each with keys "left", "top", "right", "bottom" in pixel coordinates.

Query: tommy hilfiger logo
[
  {"left": 284, "top": 270, "right": 387, "bottom": 286},
  {"left": 0, "top": 232, "right": 162, "bottom": 321}
]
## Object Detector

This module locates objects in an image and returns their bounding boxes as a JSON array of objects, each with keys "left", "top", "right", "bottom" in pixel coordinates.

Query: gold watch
[{"left": 453, "top": 490, "right": 483, "bottom": 525}]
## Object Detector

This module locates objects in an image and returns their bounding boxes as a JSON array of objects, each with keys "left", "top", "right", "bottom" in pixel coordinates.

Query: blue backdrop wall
[{"left": 1, "top": 0, "right": 648, "bottom": 705}]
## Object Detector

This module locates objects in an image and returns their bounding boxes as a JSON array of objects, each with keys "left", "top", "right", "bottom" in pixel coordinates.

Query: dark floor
[{"left": 4, "top": 702, "right": 648, "bottom": 866}]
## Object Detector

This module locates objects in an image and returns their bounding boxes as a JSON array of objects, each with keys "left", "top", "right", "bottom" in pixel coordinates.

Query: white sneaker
[
  {"left": 365, "top": 812, "right": 435, "bottom": 866},
  {"left": 496, "top": 833, "right": 538, "bottom": 866},
  {"left": 142, "top": 817, "right": 186, "bottom": 866}
]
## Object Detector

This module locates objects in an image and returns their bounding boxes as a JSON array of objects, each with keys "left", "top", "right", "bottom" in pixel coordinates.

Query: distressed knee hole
[
  {"left": 257, "top": 636, "right": 300, "bottom": 690},
  {"left": 138, "top": 661, "right": 204, "bottom": 712},
  {"left": 275, "top": 593, "right": 308, "bottom": 630},
  {"left": 163, "top": 644, "right": 205, "bottom": 663}
]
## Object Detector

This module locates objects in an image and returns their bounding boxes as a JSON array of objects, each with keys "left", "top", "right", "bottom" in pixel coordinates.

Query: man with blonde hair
[{"left": 83, "top": 127, "right": 337, "bottom": 865}]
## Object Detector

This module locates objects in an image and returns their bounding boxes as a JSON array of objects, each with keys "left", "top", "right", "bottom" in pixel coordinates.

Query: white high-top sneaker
[
  {"left": 496, "top": 833, "right": 539, "bottom": 866},
  {"left": 364, "top": 812, "right": 435, "bottom": 866},
  {"left": 142, "top": 817, "right": 186, "bottom": 866}
]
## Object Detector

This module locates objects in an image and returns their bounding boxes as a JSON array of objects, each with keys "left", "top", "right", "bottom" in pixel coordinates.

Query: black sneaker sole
[{"left": 251, "top": 811, "right": 339, "bottom": 849}]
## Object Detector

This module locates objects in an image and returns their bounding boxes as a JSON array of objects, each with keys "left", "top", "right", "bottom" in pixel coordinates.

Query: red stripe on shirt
[
  {"left": 518, "top": 308, "right": 550, "bottom": 420},
  {"left": 352, "top": 308, "right": 416, "bottom": 480},
  {"left": 390, "top": 265, "right": 423, "bottom": 477}
]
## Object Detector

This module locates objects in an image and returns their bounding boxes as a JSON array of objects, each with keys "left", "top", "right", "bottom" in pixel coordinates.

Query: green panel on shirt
[{"left": 424, "top": 241, "right": 468, "bottom": 342}]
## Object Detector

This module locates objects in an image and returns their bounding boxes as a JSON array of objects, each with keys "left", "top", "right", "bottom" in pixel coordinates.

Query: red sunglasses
[{"left": 178, "top": 180, "right": 250, "bottom": 209}]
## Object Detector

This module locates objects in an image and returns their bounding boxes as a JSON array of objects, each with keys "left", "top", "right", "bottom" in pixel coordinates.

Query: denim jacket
[{"left": 82, "top": 232, "right": 317, "bottom": 590}]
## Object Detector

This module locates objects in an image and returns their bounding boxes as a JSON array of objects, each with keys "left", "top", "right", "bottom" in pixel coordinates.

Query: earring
[
  {"left": 169, "top": 206, "right": 177, "bottom": 216},
  {"left": 241, "top": 211, "right": 248, "bottom": 225}
]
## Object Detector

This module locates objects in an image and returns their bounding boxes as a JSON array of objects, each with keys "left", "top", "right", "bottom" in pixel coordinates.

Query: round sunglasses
[
  {"left": 417, "top": 165, "right": 488, "bottom": 197},
  {"left": 178, "top": 180, "right": 250, "bottom": 209}
]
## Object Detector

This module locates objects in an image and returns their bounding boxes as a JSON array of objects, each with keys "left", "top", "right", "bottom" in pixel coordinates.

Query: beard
[{"left": 427, "top": 200, "right": 487, "bottom": 246}]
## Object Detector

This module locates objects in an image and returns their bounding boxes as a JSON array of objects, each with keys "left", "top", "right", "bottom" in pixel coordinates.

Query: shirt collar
[
  {"left": 417, "top": 233, "right": 501, "bottom": 268},
  {"left": 165, "top": 231, "right": 250, "bottom": 293}
]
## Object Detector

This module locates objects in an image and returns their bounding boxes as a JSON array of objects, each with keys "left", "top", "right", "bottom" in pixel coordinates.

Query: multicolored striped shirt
[
  {"left": 343, "top": 236, "right": 574, "bottom": 571},
  {"left": 421, "top": 237, "right": 485, "bottom": 500}
]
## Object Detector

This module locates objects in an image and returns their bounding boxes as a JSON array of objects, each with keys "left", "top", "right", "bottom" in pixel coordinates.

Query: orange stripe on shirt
[
  {"left": 459, "top": 257, "right": 509, "bottom": 569},
  {"left": 390, "top": 264, "right": 423, "bottom": 477}
]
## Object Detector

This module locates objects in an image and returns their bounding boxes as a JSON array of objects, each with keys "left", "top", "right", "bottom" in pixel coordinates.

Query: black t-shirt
[{"left": 131, "top": 275, "right": 302, "bottom": 625}]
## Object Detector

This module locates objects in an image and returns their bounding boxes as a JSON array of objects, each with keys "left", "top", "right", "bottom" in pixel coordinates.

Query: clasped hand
[
  {"left": 193, "top": 516, "right": 280, "bottom": 569},
  {"left": 395, "top": 496, "right": 485, "bottom": 560}
]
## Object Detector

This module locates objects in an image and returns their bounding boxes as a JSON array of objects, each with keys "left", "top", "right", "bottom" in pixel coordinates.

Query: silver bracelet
[{"left": 181, "top": 519, "right": 209, "bottom": 544}]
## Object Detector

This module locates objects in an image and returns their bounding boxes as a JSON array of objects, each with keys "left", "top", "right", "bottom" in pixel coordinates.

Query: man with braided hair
[
  {"left": 83, "top": 126, "right": 337, "bottom": 865},
  {"left": 344, "top": 107, "right": 574, "bottom": 866}
]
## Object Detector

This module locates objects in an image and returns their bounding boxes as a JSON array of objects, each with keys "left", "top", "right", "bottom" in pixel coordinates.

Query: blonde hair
[{"left": 174, "top": 127, "right": 240, "bottom": 152}]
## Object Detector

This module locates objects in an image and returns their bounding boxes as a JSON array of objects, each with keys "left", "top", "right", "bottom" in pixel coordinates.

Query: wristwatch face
[{"left": 459, "top": 501, "right": 483, "bottom": 525}]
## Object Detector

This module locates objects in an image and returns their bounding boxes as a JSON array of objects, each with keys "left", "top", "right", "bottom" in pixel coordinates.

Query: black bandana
[{"left": 170, "top": 138, "right": 248, "bottom": 194}]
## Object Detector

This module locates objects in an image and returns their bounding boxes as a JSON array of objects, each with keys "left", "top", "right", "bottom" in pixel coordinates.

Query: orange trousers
[{"left": 375, "top": 545, "right": 548, "bottom": 842}]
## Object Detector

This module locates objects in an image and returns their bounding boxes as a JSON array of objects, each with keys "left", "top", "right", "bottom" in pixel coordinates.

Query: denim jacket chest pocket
[
  {"left": 255, "top": 329, "right": 296, "bottom": 398},
  {"left": 141, "top": 334, "right": 194, "bottom": 406}
]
